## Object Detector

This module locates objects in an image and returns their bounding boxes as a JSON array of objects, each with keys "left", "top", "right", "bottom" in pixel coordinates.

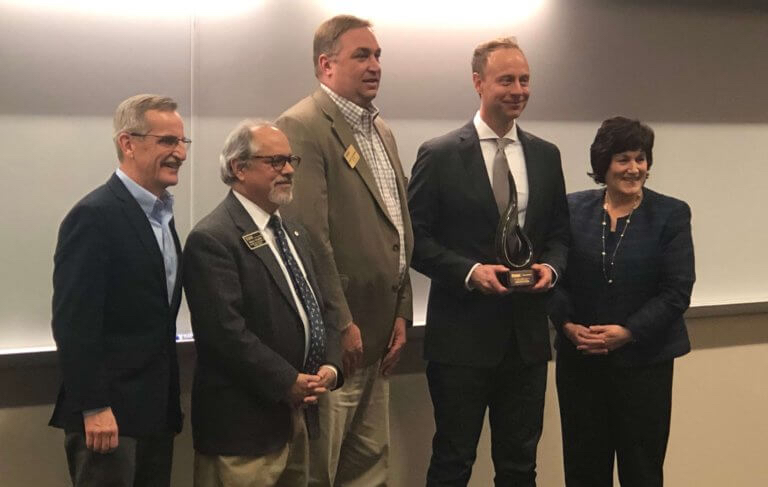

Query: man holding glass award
[{"left": 407, "top": 37, "right": 569, "bottom": 486}]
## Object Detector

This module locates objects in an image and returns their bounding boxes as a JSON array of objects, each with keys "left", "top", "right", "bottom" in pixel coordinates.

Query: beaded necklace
[{"left": 601, "top": 191, "right": 642, "bottom": 284}]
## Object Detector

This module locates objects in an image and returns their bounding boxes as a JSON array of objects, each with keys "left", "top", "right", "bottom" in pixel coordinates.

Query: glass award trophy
[{"left": 494, "top": 185, "right": 535, "bottom": 287}]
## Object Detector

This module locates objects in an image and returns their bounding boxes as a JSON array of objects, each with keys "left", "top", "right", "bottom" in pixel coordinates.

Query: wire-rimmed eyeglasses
[{"left": 129, "top": 132, "right": 192, "bottom": 149}]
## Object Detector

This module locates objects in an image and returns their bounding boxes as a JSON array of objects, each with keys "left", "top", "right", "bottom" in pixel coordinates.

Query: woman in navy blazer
[{"left": 549, "top": 117, "right": 695, "bottom": 486}]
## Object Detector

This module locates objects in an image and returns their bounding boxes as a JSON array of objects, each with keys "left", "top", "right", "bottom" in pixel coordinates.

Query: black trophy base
[{"left": 502, "top": 269, "right": 536, "bottom": 287}]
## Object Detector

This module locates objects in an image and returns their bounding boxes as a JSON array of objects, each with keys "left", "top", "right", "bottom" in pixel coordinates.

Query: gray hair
[
  {"left": 112, "top": 94, "right": 178, "bottom": 161},
  {"left": 219, "top": 119, "right": 276, "bottom": 185},
  {"left": 313, "top": 14, "right": 372, "bottom": 77},
  {"left": 471, "top": 36, "right": 521, "bottom": 77}
]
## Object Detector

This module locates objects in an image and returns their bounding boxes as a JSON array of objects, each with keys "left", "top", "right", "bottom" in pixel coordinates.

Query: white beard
[{"left": 268, "top": 183, "right": 293, "bottom": 207}]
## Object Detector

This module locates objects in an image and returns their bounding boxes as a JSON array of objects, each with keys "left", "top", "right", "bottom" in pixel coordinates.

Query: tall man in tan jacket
[{"left": 276, "top": 14, "right": 413, "bottom": 487}]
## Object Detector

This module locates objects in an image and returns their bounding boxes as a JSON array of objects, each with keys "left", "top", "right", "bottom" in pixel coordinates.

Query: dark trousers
[
  {"left": 426, "top": 350, "right": 547, "bottom": 487},
  {"left": 556, "top": 354, "right": 674, "bottom": 487},
  {"left": 64, "top": 431, "right": 174, "bottom": 487}
]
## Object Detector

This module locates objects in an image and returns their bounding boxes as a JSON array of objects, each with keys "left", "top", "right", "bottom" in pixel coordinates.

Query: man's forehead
[
  {"left": 251, "top": 126, "right": 290, "bottom": 152},
  {"left": 489, "top": 47, "right": 526, "bottom": 63},
  {"left": 339, "top": 27, "right": 379, "bottom": 49},
  {"left": 145, "top": 110, "right": 183, "bottom": 127}
]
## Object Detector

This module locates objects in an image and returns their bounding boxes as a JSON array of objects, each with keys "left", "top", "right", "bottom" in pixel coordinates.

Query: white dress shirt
[
  {"left": 463, "top": 113, "right": 558, "bottom": 289},
  {"left": 232, "top": 191, "right": 338, "bottom": 384},
  {"left": 233, "top": 191, "right": 313, "bottom": 360},
  {"left": 473, "top": 111, "right": 529, "bottom": 227}
]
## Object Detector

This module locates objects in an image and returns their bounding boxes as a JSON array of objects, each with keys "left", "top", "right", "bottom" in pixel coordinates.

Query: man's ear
[
  {"left": 117, "top": 132, "right": 135, "bottom": 159},
  {"left": 318, "top": 53, "right": 333, "bottom": 77},
  {"left": 231, "top": 159, "right": 245, "bottom": 181},
  {"left": 472, "top": 72, "right": 483, "bottom": 97}
]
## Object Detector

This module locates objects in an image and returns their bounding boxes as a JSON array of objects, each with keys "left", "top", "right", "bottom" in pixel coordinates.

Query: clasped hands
[
  {"left": 469, "top": 263, "right": 552, "bottom": 295},
  {"left": 563, "top": 322, "right": 633, "bottom": 355},
  {"left": 287, "top": 365, "right": 336, "bottom": 408}
]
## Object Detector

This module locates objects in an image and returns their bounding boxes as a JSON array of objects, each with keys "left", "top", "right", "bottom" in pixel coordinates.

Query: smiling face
[
  {"left": 319, "top": 27, "right": 381, "bottom": 106},
  {"left": 605, "top": 149, "right": 648, "bottom": 198},
  {"left": 118, "top": 109, "right": 186, "bottom": 197},
  {"left": 233, "top": 126, "right": 295, "bottom": 214},
  {"left": 474, "top": 47, "right": 530, "bottom": 134}
]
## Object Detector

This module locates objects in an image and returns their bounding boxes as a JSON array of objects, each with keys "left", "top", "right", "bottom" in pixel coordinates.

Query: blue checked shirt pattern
[
  {"left": 321, "top": 84, "right": 406, "bottom": 274},
  {"left": 269, "top": 215, "right": 326, "bottom": 374}
]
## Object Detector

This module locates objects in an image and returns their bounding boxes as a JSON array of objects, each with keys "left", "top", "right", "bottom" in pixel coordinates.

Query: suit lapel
[
  {"left": 457, "top": 121, "right": 500, "bottom": 229},
  {"left": 517, "top": 127, "right": 543, "bottom": 234},
  {"left": 107, "top": 174, "right": 167, "bottom": 300},
  {"left": 312, "top": 88, "right": 395, "bottom": 228},
  {"left": 223, "top": 192, "right": 301, "bottom": 318}
]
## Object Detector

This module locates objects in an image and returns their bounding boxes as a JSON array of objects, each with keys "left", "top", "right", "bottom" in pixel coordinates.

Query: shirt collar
[
  {"left": 320, "top": 83, "right": 380, "bottom": 132},
  {"left": 232, "top": 189, "right": 281, "bottom": 231},
  {"left": 115, "top": 168, "right": 174, "bottom": 220},
  {"left": 473, "top": 111, "right": 518, "bottom": 142}
]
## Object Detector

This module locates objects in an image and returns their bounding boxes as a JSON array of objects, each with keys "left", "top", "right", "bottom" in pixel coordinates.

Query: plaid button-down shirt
[{"left": 321, "top": 84, "right": 406, "bottom": 275}]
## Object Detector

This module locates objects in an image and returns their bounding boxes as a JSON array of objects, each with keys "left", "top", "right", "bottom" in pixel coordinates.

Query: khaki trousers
[
  {"left": 309, "top": 361, "right": 390, "bottom": 487},
  {"left": 194, "top": 409, "right": 308, "bottom": 487}
]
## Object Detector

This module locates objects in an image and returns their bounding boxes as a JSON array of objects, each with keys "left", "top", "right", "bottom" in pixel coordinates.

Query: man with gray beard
[{"left": 183, "top": 121, "right": 343, "bottom": 486}]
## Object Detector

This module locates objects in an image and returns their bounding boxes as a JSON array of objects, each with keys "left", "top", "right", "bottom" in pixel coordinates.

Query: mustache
[
  {"left": 162, "top": 156, "right": 183, "bottom": 166},
  {"left": 272, "top": 175, "right": 294, "bottom": 186}
]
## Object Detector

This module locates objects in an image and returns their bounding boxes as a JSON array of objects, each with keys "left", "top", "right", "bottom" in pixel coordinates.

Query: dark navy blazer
[
  {"left": 409, "top": 121, "right": 570, "bottom": 367},
  {"left": 50, "top": 174, "right": 183, "bottom": 436},
  {"left": 549, "top": 188, "right": 695, "bottom": 367}
]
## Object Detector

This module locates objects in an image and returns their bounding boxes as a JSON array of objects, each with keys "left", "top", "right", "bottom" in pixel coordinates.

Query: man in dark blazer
[
  {"left": 50, "top": 94, "right": 187, "bottom": 486},
  {"left": 183, "top": 121, "right": 343, "bottom": 486},
  {"left": 408, "top": 38, "right": 569, "bottom": 486},
  {"left": 275, "top": 14, "right": 413, "bottom": 486}
]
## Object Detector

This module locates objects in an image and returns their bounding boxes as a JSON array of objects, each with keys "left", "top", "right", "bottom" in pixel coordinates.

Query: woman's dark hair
[{"left": 589, "top": 116, "right": 654, "bottom": 184}]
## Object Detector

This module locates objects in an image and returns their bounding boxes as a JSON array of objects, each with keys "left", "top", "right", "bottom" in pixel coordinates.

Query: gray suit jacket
[
  {"left": 183, "top": 191, "right": 342, "bottom": 456},
  {"left": 276, "top": 87, "right": 413, "bottom": 366}
]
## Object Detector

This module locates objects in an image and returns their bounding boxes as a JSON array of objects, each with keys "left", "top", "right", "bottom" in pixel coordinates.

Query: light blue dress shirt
[{"left": 115, "top": 169, "right": 178, "bottom": 303}]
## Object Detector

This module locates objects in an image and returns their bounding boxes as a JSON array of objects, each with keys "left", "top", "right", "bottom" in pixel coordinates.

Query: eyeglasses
[
  {"left": 250, "top": 154, "right": 301, "bottom": 171},
  {"left": 129, "top": 132, "right": 192, "bottom": 148}
]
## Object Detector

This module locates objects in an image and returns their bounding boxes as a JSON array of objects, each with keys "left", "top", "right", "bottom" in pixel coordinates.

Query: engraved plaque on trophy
[{"left": 494, "top": 191, "right": 535, "bottom": 287}]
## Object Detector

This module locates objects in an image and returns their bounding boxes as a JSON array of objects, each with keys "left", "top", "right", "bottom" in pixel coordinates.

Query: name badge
[
  {"left": 242, "top": 231, "right": 267, "bottom": 250},
  {"left": 344, "top": 144, "right": 360, "bottom": 168}
]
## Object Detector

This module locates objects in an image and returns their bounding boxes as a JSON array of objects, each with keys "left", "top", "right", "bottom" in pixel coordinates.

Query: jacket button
[
  {"left": 392, "top": 243, "right": 399, "bottom": 251},
  {"left": 391, "top": 285, "right": 398, "bottom": 292}
]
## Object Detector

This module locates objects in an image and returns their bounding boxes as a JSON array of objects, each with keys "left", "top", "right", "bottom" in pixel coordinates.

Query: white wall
[{"left": 1, "top": 0, "right": 767, "bottom": 350}]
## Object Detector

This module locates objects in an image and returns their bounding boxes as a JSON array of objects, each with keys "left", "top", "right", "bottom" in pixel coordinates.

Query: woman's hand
[
  {"left": 563, "top": 323, "right": 633, "bottom": 354},
  {"left": 588, "top": 324, "right": 633, "bottom": 352},
  {"left": 563, "top": 322, "right": 608, "bottom": 355}
]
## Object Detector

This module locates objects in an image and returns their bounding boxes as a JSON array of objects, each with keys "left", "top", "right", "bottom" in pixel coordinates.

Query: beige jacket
[{"left": 276, "top": 87, "right": 413, "bottom": 367}]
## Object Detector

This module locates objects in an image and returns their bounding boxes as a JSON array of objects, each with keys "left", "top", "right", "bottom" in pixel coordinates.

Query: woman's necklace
[{"left": 601, "top": 191, "right": 642, "bottom": 284}]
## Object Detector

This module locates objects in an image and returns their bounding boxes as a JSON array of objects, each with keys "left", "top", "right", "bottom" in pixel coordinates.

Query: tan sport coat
[{"left": 276, "top": 87, "right": 413, "bottom": 367}]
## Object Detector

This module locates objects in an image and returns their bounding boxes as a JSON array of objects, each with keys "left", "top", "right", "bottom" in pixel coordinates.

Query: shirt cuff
[
  {"left": 542, "top": 263, "right": 558, "bottom": 287},
  {"left": 82, "top": 407, "right": 109, "bottom": 417},
  {"left": 320, "top": 364, "right": 338, "bottom": 390},
  {"left": 464, "top": 263, "right": 481, "bottom": 290}
]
